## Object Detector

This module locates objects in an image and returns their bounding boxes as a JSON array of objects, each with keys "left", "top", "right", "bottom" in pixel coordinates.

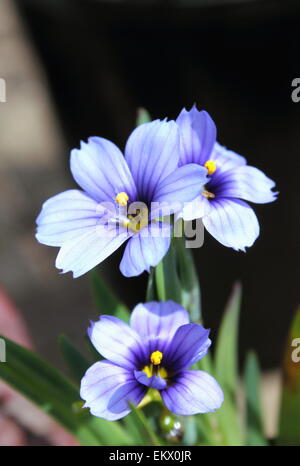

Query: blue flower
[
  {"left": 36, "top": 120, "right": 207, "bottom": 277},
  {"left": 80, "top": 300, "right": 223, "bottom": 420},
  {"left": 176, "top": 105, "right": 278, "bottom": 251}
]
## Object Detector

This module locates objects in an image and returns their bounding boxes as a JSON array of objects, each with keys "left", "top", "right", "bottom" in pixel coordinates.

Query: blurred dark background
[{"left": 1, "top": 0, "right": 299, "bottom": 370}]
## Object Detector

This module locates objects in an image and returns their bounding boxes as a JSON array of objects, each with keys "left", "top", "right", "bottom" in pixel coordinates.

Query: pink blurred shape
[{"left": 0, "top": 287, "right": 79, "bottom": 446}]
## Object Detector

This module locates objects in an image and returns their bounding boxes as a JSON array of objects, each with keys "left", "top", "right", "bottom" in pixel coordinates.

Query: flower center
[
  {"left": 115, "top": 192, "right": 129, "bottom": 206},
  {"left": 123, "top": 207, "right": 149, "bottom": 233},
  {"left": 202, "top": 189, "right": 215, "bottom": 199},
  {"left": 150, "top": 350, "right": 163, "bottom": 365},
  {"left": 142, "top": 350, "right": 168, "bottom": 379},
  {"left": 204, "top": 160, "right": 217, "bottom": 175}
]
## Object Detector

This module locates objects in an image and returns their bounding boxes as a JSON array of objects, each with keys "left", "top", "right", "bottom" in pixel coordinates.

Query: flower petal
[
  {"left": 56, "top": 224, "right": 131, "bottom": 278},
  {"left": 166, "top": 323, "right": 211, "bottom": 372},
  {"left": 88, "top": 315, "right": 146, "bottom": 370},
  {"left": 125, "top": 120, "right": 181, "bottom": 202},
  {"left": 209, "top": 142, "right": 246, "bottom": 175},
  {"left": 202, "top": 198, "right": 260, "bottom": 251},
  {"left": 71, "top": 137, "right": 137, "bottom": 202},
  {"left": 130, "top": 301, "right": 189, "bottom": 354},
  {"left": 134, "top": 370, "right": 167, "bottom": 390},
  {"left": 212, "top": 165, "right": 278, "bottom": 204},
  {"left": 176, "top": 194, "right": 211, "bottom": 222},
  {"left": 36, "top": 189, "right": 100, "bottom": 246},
  {"left": 119, "top": 222, "right": 171, "bottom": 277},
  {"left": 152, "top": 164, "right": 208, "bottom": 217},
  {"left": 161, "top": 370, "right": 224, "bottom": 415},
  {"left": 80, "top": 360, "right": 146, "bottom": 421},
  {"left": 176, "top": 105, "right": 216, "bottom": 166}
]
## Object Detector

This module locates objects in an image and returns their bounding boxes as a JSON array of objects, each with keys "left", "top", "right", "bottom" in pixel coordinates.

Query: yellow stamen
[
  {"left": 158, "top": 367, "right": 168, "bottom": 379},
  {"left": 150, "top": 350, "right": 163, "bottom": 366},
  {"left": 115, "top": 192, "right": 129, "bottom": 206},
  {"left": 202, "top": 189, "right": 215, "bottom": 199},
  {"left": 124, "top": 208, "right": 148, "bottom": 233},
  {"left": 143, "top": 365, "right": 153, "bottom": 378},
  {"left": 204, "top": 160, "right": 217, "bottom": 175},
  {"left": 142, "top": 364, "right": 168, "bottom": 379}
]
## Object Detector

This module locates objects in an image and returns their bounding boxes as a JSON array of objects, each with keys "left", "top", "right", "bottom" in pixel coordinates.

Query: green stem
[
  {"left": 129, "top": 402, "right": 162, "bottom": 446},
  {"left": 155, "top": 260, "right": 166, "bottom": 301},
  {"left": 174, "top": 236, "right": 201, "bottom": 321}
]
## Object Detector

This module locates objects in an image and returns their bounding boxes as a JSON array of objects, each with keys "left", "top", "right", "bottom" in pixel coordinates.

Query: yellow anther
[
  {"left": 158, "top": 367, "right": 168, "bottom": 379},
  {"left": 124, "top": 208, "right": 148, "bottom": 233},
  {"left": 143, "top": 365, "right": 153, "bottom": 378},
  {"left": 204, "top": 160, "right": 217, "bottom": 175},
  {"left": 150, "top": 350, "right": 163, "bottom": 366},
  {"left": 142, "top": 364, "right": 168, "bottom": 380},
  {"left": 115, "top": 192, "right": 129, "bottom": 206},
  {"left": 202, "top": 189, "right": 215, "bottom": 199}
]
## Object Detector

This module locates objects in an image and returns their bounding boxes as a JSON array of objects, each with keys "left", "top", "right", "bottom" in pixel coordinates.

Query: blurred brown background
[{"left": 0, "top": 0, "right": 299, "bottom": 374}]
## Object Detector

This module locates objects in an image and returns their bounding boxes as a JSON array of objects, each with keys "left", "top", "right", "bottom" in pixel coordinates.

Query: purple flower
[
  {"left": 36, "top": 120, "right": 207, "bottom": 277},
  {"left": 80, "top": 300, "right": 223, "bottom": 420},
  {"left": 176, "top": 105, "right": 278, "bottom": 251}
]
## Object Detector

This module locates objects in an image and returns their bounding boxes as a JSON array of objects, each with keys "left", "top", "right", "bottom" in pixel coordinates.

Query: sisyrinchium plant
[
  {"left": 2, "top": 105, "right": 297, "bottom": 447},
  {"left": 81, "top": 301, "right": 223, "bottom": 420}
]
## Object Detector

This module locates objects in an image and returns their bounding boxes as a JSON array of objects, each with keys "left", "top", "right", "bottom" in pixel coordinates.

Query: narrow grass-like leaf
[
  {"left": 59, "top": 334, "right": 91, "bottom": 384},
  {"left": 84, "top": 334, "right": 102, "bottom": 363},
  {"left": 0, "top": 336, "right": 133, "bottom": 446},
  {"left": 215, "top": 282, "right": 241, "bottom": 394},
  {"left": 90, "top": 269, "right": 130, "bottom": 322},
  {"left": 174, "top": 236, "right": 201, "bottom": 321},
  {"left": 128, "top": 403, "right": 161, "bottom": 446},
  {"left": 277, "top": 307, "right": 300, "bottom": 445},
  {"left": 195, "top": 411, "right": 225, "bottom": 445},
  {"left": 194, "top": 352, "right": 213, "bottom": 374},
  {"left": 244, "top": 351, "right": 268, "bottom": 445},
  {"left": 181, "top": 416, "right": 197, "bottom": 446},
  {"left": 88, "top": 416, "right": 134, "bottom": 446},
  {"left": 154, "top": 245, "right": 181, "bottom": 303},
  {"left": 214, "top": 282, "right": 244, "bottom": 445},
  {"left": 146, "top": 268, "right": 157, "bottom": 302},
  {"left": 122, "top": 413, "right": 150, "bottom": 446},
  {"left": 136, "top": 108, "right": 151, "bottom": 126}
]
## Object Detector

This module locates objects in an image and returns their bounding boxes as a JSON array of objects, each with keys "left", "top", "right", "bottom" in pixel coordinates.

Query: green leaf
[
  {"left": 127, "top": 402, "right": 161, "bottom": 446},
  {"left": 59, "top": 335, "right": 91, "bottom": 384},
  {"left": 181, "top": 416, "right": 197, "bottom": 446},
  {"left": 194, "top": 407, "right": 225, "bottom": 446},
  {"left": 277, "top": 308, "right": 300, "bottom": 445},
  {"left": 146, "top": 236, "right": 201, "bottom": 323},
  {"left": 0, "top": 336, "right": 133, "bottom": 446},
  {"left": 214, "top": 282, "right": 244, "bottom": 445},
  {"left": 174, "top": 236, "right": 201, "bottom": 321},
  {"left": 84, "top": 334, "right": 102, "bottom": 363},
  {"left": 153, "top": 243, "right": 182, "bottom": 303},
  {"left": 146, "top": 268, "right": 157, "bottom": 302},
  {"left": 122, "top": 412, "right": 151, "bottom": 446},
  {"left": 194, "top": 352, "right": 213, "bottom": 374},
  {"left": 122, "top": 414, "right": 146, "bottom": 446},
  {"left": 136, "top": 108, "right": 151, "bottom": 126},
  {"left": 215, "top": 282, "right": 241, "bottom": 401},
  {"left": 90, "top": 269, "right": 130, "bottom": 322},
  {"left": 89, "top": 416, "right": 134, "bottom": 446},
  {"left": 244, "top": 352, "right": 268, "bottom": 446}
]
